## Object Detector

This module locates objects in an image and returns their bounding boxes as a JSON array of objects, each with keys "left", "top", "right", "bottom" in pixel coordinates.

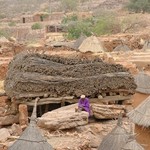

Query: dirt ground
[
  {"left": 5, "top": 117, "right": 132, "bottom": 150},
  {"left": 45, "top": 117, "right": 133, "bottom": 149}
]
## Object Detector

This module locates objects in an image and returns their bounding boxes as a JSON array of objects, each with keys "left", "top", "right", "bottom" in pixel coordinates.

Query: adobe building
[
  {"left": 33, "top": 12, "right": 50, "bottom": 22},
  {"left": 45, "top": 24, "right": 64, "bottom": 33},
  {"left": 21, "top": 15, "right": 33, "bottom": 23}
]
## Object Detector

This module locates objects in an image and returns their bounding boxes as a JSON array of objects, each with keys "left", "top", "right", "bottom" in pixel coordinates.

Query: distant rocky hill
[{"left": 0, "top": 0, "right": 128, "bottom": 18}]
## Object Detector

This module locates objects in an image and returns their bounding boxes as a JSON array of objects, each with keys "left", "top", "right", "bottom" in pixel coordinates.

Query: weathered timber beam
[
  {"left": 17, "top": 92, "right": 50, "bottom": 98},
  {"left": 100, "top": 95, "right": 132, "bottom": 102},
  {"left": 17, "top": 100, "right": 62, "bottom": 106},
  {"left": 16, "top": 96, "right": 74, "bottom": 106},
  {"left": 16, "top": 95, "right": 131, "bottom": 106}
]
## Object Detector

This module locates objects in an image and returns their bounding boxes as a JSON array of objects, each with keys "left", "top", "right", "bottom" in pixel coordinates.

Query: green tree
[
  {"left": 93, "top": 15, "right": 121, "bottom": 35},
  {"left": 62, "top": 14, "right": 78, "bottom": 24},
  {"left": 127, "top": 0, "right": 150, "bottom": 13},
  {"left": 62, "top": 15, "right": 94, "bottom": 39},
  {"left": 61, "top": 11, "right": 122, "bottom": 39},
  {"left": 31, "top": 23, "right": 42, "bottom": 30},
  {"left": 66, "top": 20, "right": 92, "bottom": 39}
]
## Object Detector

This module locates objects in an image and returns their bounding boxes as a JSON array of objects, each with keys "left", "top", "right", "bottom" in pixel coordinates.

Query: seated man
[{"left": 77, "top": 95, "right": 91, "bottom": 116}]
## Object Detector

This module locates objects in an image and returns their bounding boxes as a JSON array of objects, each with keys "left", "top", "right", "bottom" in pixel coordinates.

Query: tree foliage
[
  {"left": 127, "top": 0, "right": 150, "bottom": 13},
  {"left": 66, "top": 20, "right": 92, "bottom": 39},
  {"left": 92, "top": 14, "right": 121, "bottom": 35},
  {"left": 62, "top": 15, "right": 94, "bottom": 39},
  {"left": 62, "top": 11, "right": 122, "bottom": 39},
  {"left": 31, "top": 23, "right": 42, "bottom": 30}
]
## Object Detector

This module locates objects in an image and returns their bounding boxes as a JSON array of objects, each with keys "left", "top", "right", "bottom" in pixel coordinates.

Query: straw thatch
[
  {"left": 127, "top": 96, "right": 150, "bottom": 127},
  {"left": 143, "top": 41, "right": 150, "bottom": 51},
  {"left": 134, "top": 72, "right": 150, "bottom": 94},
  {"left": 72, "top": 35, "right": 87, "bottom": 50},
  {"left": 8, "top": 98, "right": 53, "bottom": 150},
  {"left": 79, "top": 36, "right": 105, "bottom": 53},
  {"left": 4, "top": 52, "right": 136, "bottom": 99},
  {"left": 135, "top": 72, "right": 150, "bottom": 94},
  {"left": 98, "top": 117, "right": 129, "bottom": 150},
  {"left": 114, "top": 44, "right": 131, "bottom": 51},
  {"left": 121, "top": 135, "right": 144, "bottom": 150}
]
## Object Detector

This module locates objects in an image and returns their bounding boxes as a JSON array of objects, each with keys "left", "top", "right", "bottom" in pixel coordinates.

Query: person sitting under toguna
[{"left": 77, "top": 95, "right": 91, "bottom": 116}]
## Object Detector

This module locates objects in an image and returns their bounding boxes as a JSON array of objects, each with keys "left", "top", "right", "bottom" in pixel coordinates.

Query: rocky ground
[{"left": 0, "top": 101, "right": 133, "bottom": 150}]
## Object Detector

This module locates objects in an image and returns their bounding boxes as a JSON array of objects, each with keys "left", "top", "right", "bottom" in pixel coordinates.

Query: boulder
[
  {"left": 37, "top": 104, "right": 88, "bottom": 130},
  {"left": 0, "top": 128, "right": 10, "bottom": 142},
  {"left": 0, "top": 107, "right": 6, "bottom": 116},
  {"left": 0, "top": 114, "right": 19, "bottom": 126},
  {"left": 0, "top": 96, "right": 7, "bottom": 107},
  {"left": 11, "top": 123, "right": 22, "bottom": 136},
  {"left": 0, "top": 144, "right": 8, "bottom": 150}
]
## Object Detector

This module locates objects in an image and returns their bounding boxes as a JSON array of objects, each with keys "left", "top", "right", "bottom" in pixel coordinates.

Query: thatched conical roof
[
  {"left": 98, "top": 117, "right": 129, "bottom": 150},
  {"left": 79, "top": 36, "right": 105, "bottom": 53},
  {"left": 8, "top": 98, "right": 53, "bottom": 150},
  {"left": 134, "top": 72, "right": 150, "bottom": 94},
  {"left": 72, "top": 35, "right": 87, "bottom": 50},
  {"left": 121, "top": 135, "right": 144, "bottom": 150},
  {"left": 114, "top": 44, "right": 131, "bottom": 51},
  {"left": 143, "top": 41, "right": 150, "bottom": 51},
  {"left": 127, "top": 96, "right": 150, "bottom": 127}
]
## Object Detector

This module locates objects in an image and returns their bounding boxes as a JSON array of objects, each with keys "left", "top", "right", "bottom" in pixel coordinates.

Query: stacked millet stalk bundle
[{"left": 4, "top": 51, "right": 136, "bottom": 100}]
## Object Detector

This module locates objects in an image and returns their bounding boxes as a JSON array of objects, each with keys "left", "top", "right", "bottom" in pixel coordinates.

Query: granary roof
[
  {"left": 79, "top": 36, "right": 105, "bottom": 53},
  {"left": 134, "top": 71, "right": 150, "bottom": 94},
  {"left": 98, "top": 116, "right": 129, "bottom": 150},
  {"left": 128, "top": 95, "right": 150, "bottom": 127},
  {"left": 8, "top": 98, "right": 53, "bottom": 150},
  {"left": 121, "top": 135, "right": 144, "bottom": 150}
]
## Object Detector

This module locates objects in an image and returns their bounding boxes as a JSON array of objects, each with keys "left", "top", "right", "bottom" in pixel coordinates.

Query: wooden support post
[
  {"left": 61, "top": 99, "right": 65, "bottom": 107},
  {"left": 39, "top": 105, "right": 42, "bottom": 116},
  {"left": 44, "top": 104, "right": 49, "bottom": 113}
]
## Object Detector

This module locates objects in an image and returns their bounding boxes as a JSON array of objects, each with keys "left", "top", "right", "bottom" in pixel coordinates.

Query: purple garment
[{"left": 78, "top": 97, "right": 90, "bottom": 115}]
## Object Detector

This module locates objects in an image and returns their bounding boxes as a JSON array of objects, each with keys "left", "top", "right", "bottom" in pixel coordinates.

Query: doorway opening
[
  {"left": 23, "top": 17, "right": 25, "bottom": 23},
  {"left": 28, "top": 103, "right": 62, "bottom": 117}
]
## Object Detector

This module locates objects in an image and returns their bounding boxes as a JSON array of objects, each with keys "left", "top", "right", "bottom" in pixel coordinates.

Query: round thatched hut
[
  {"left": 78, "top": 36, "right": 105, "bottom": 53},
  {"left": 128, "top": 96, "right": 150, "bottom": 127},
  {"left": 8, "top": 98, "right": 53, "bottom": 150},
  {"left": 72, "top": 35, "right": 87, "bottom": 50},
  {"left": 98, "top": 117, "right": 129, "bottom": 150},
  {"left": 128, "top": 71, "right": 150, "bottom": 150},
  {"left": 121, "top": 135, "right": 144, "bottom": 150}
]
